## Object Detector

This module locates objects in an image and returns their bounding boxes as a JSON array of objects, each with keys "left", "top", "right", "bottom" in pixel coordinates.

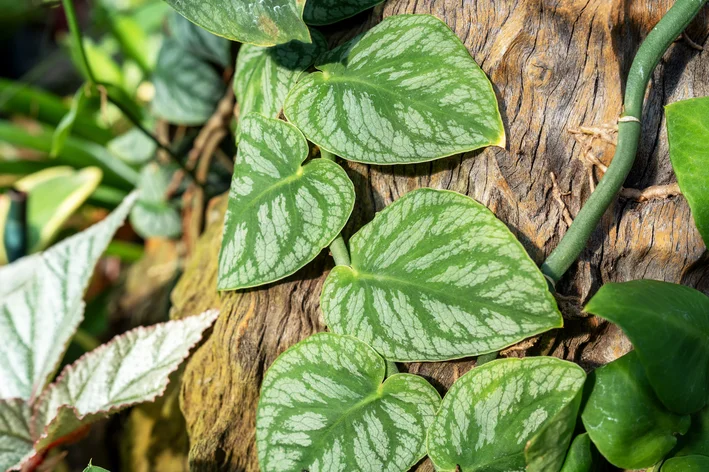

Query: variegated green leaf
[
  {"left": 168, "top": 12, "right": 231, "bottom": 67},
  {"left": 256, "top": 332, "right": 441, "bottom": 472},
  {"left": 14, "top": 166, "right": 103, "bottom": 253},
  {"left": 427, "top": 357, "right": 586, "bottom": 472},
  {"left": 108, "top": 128, "right": 157, "bottom": 166},
  {"left": 321, "top": 188, "right": 562, "bottom": 362},
  {"left": 0, "top": 399, "right": 33, "bottom": 472},
  {"left": 129, "top": 163, "right": 182, "bottom": 239},
  {"left": 304, "top": 0, "right": 384, "bottom": 25},
  {"left": 31, "top": 310, "right": 219, "bottom": 453},
  {"left": 162, "top": 0, "right": 310, "bottom": 47},
  {"left": 0, "top": 193, "right": 137, "bottom": 401},
  {"left": 233, "top": 32, "right": 326, "bottom": 140},
  {"left": 218, "top": 113, "right": 355, "bottom": 290},
  {"left": 284, "top": 14, "right": 505, "bottom": 165}
]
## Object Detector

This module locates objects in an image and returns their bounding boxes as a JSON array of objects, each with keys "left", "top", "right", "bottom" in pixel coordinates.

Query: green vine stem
[
  {"left": 541, "top": 0, "right": 707, "bottom": 284},
  {"left": 320, "top": 148, "right": 353, "bottom": 266}
]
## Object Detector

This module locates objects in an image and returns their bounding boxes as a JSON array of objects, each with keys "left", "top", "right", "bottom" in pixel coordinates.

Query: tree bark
[{"left": 171, "top": 1, "right": 709, "bottom": 470}]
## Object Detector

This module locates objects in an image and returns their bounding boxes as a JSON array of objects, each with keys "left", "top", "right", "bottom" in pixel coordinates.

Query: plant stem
[
  {"left": 541, "top": 0, "right": 707, "bottom": 284},
  {"left": 320, "top": 148, "right": 353, "bottom": 266},
  {"left": 72, "top": 328, "right": 101, "bottom": 352},
  {"left": 105, "top": 240, "right": 145, "bottom": 262}
]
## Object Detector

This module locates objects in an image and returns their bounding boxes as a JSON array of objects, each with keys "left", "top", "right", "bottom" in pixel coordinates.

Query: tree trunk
[{"left": 171, "top": 1, "right": 709, "bottom": 470}]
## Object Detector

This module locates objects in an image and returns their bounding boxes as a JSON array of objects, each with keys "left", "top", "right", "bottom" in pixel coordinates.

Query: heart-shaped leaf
[
  {"left": 152, "top": 39, "right": 226, "bottom": 125},
  {"left": 321, "top": 188, "right": 562, "bottom": 362},
  {"left": 427, "top": 357, "right": 585, "bottom": 472},
  {"left": 162, "top": 0, "right": 310, "bottom": 47},
  {"left": 168, "top": 12, "right": 231, "bottom": 67},
  {"left": 304, "top": 0, "right": 384, "bottom": 25},
  {"left": 256, "top": 332, "right": 441, "bottom": 472},
  {"left": 662, "top": 456, "right": 709, "bottom": 472},
  {"left": 581, "top": 351, "right": 690, "bottom": 470},
  {"left": 31, "top": 310, "right": 219, "bottom": 453},
  {"left": 218, "top": 113, "right": 355, "bottom": 290},
  {"left": 234, "top": 32, "right": 326, "bottom": 140},
  {"left": 130, "top": 163, "right": 182, "bottom": 239},
  {"left": 0, "top": 193, "right": 136, "bottom": 401},
  {"left": 108, "top": 128, "right": 157, "bottom": 166},
  {"left": 666, "top": 97, "right": 709, "bottom": 246},
  {"left": 284, "top": 14, "right": 505, "bottom": 165},
  {"left": 585, "top": 280, "right": 709, "bottom": 415},
  {"left": 560, "top": 434, "right": 595, "bottom": 472},
  {"left": 0, "top": 399, "right": 33, "bottom": 471}
]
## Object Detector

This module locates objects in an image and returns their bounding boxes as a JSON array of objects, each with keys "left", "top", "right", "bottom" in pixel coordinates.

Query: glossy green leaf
[
  {"left": 666, "top": 97, "right": 709, "bottom": 246},
  {"left": 108, "top": 128, "right": 157, "bottom": 165},
  {"left": 152, "top": 39, "right": 226, "bottom": 125},
  {"left": 585, "top": 280, "right": 709, "bottom": 415},
  {"left": 0, "top": 193, "right": 137, "bottom": 401},
  {"left": 672, "top": 404, "right": 709, "bottom": 457},
  {"left": 581, "top": 351, "right": 690, "bottom": 470},
  {"left": 14, "top": 166, "right": 103, "bottom": 253},
  {"left": 129, "top": 163, "right": 182, "bottom": 239},
  {"left": 233, "top": 32, "right": 326, "bottom": 139},
  {"left": 284, "top": 14, "right": 505, "bottom": 165},
  {"left": 51, "top": 85, "right": 89, "bottom": 158},
  {"left": 162, "top": 0, "right": 310, "bottom": 46},
  {"left": 662, "top": 456, "right": 709, "bottom": 472},
  {"left": 427, "top": 357, "right": 585, "bottom": 472},
  {"left": 0, "top": 399, "right": 33, "bottom": 472},
  {"left": 321, "top": 188, "right": 562, "bottom": 362},
  {"left": 168, "top": 12, "right": 231, "bottom": 67},
  {"left": 304, "top": 0, "right": 384, "bottom": 25},
  {"left": 218, "top": 113, "right": 355, "bottom": 290},
  {"left": 560, "top": 434, "right": 595, "bottom": 472},
  {"left": 256, "top": 332, "right": 441, "bottom": 472}
]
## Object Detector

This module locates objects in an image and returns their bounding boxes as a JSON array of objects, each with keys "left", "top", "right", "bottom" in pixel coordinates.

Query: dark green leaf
[
  {"left": 304, "top": 0, "right": 384, "bottom": 25},
  {"left": 560, "top": 434, "right": 595, "bottom": 472},
  {"left": 662, "top": 455, "right": 709, "bottom": 472},
  {"left": 672, "top": 404, "right": 709, "bottom": 457},
  {"left": 168, "top": 12, "right": 232, "bottom": 67}
]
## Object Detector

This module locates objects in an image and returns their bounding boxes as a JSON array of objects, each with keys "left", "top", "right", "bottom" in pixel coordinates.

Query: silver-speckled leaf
[
  {"left": 0, "top": 399, "right": 32, "bottom": 472},
  {"left": 304, "top": 0, "right": 384, "bottom": 25},
  {"left": 218, "top": 113, "right": 355, "bottom": 290},
  {"left": 284, "top": 14, "right": 505, "bottom": 165},
  {"left": 162, "top": 0, "right": 310, "bottom": 47},
  {"left": 256, "top": 333, "right": 441, "bottom": 472},
  {"left": 321, "top": 188, "right": 562, "bottom": 362},
  {"left": 427, "top": 357, "right": 586, "bottom": 472},
  {"left": 233, "top": 31, "right": 326, "bottom": 140},
  {"left": 0, "top": 194, "right": 137, "bottom": 401}
]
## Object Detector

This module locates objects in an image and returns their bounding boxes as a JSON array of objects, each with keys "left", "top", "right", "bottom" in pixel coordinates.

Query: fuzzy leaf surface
[
  {"left": 218, "top": 113, "right": 355, "bottom": 290},
  {"left": 666, "top": 97, "right": 709, "bottom": 246},
  {"left": 304, "top": 0, "right": 384, "bottom": 25},
  {"left": 32, "top": 310, "right": 219, "bottom": 452},
  {"left": 256, "top": 333, "right": 441, "bottom": 472},
  {"left": 285, "top": 14, "right": 505, "bottom": 164},
  {"left": 585, "top": 280, "right": 709, "bottom": 415},
  {"left": 0, "top": 399, "right": 32, "bottom": 472},
  {"left": 581, "top": 351, "right": 690, "bottom": 470},
  {"left": 321, "top": 188, "right": 562, "bottom": 361},
  {"left": 0, "top": 193, "right": 136, "bottom": 401}
]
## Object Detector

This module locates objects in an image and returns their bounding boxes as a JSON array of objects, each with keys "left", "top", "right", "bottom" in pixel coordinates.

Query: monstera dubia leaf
[
  {"left": 233, "top": 31, "right": 326, "bottom": 139},
  {"left": 256, "top": 333, "right": 441, "bottom": 472},
  {"left": 168, "top": 12, "right": 231, "bottom": 67},
  {"left": 284, "top": 14, "right": 505, "bottom": 165},
  {"left": 666, "top": 97, "right": 709, "bottom": 247},
  {"left": 304, "top": 0, "right": 384, "bottom": 25},
  {"left": 218, "top": 113, "right": 355, "bottom": 290},
  {"left": 162, "top": 0, "right": 310, "bottom": 46},
  {"left": 662, "top": 456, "right": 709, "bottom": 471},
  {"left": 0, "top": 399, "right": 33, "bottom": 471},
  {"left": 427, "top": 357, "right": 585, "bottom": 472},
  {"left": 585, "top": 280, "right": 709, "bottom": 415},
  {"left": 130, "top": 163, "right": 182, "bottom": 239},
  {"left": 0, "top": 193, "right": 136, "bottom": 401},
  {"left": 152, "top": 39, "right": 226, "bottom": 125},
  {"left": 581, "top": 351, "right": 690, "bottom": 470},
  {"left": 321, "top": 188, "right": 562, "bottom": 362}
]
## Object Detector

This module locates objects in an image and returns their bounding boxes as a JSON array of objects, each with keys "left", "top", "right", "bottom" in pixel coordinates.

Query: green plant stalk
[
  {"left": 541, "top": 0, "right": 707, "bottom": 283},
  {"left": 320, "top": 149, "right": 352, "bottom": 266}
]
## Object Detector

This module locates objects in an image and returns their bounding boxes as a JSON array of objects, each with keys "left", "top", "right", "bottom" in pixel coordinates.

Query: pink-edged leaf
[
  {"left": 0, "top": 399, "right": 33, "bottom": 472},
  {"left": 31, "top": 310, "right": 218, "bottom": 452}
]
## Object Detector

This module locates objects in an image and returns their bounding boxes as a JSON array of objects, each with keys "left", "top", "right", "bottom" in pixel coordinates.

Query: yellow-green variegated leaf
[
  {"left": 162, "top": 0, "right": 310, "bottom": 47},
  {"left": 321, "top": 188, "right": 562, "bottom": 362},
  {"left": 304, "top": 0, "right": 384, "bottom": 25},
  {"left": 233, "top": 31, "right": 326, "bottom": 140},
  {"left": 31, "top": 310, "right": 219, "bottom": 454},
  {"left": 427, "top": 357, "right": 586, "bottom": 472},
  {"left": 218, "top": 113, "right": 355, "bottom": 290},
  {"left": 0, "top": 193, "right": 136, "bottom": 401},
  {"left": 256, "top": 333, "right": 441, "bottom": 472},
  {"left": 284, "top": 14, "right": 505, "bottom": 165},
  {"left": 14, "top": 166, "right": 102, "bottom": 253},
  {"left": 0, "top": 399, "right": 33, "bottom": 472}
]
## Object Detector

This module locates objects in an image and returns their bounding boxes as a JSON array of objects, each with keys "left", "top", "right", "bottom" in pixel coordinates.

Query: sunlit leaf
[
  {"left": 304, "top": 0, "right": 384, "bottom": 25},
  {"left": 129, "top": 163, "right": 182, "bottom": 239},
  {"left": 107, "top": 128, "right": 157, "bottom": 166},
  {"left": 285, "top": 14, "right": 505, "bottom": 165},
  {"left": 51, "top": 85, "right": 89, "bottom": 158},
  {"left": 581, "top": 351, "right": 690, "bottom": 470},
  {"left": 585, "top": 280, "right": 709, "bottom": 415},
  {"left": 162, "top": 0, "right": 310, "bottom": 46},
  {"left": 0, "top": 399, "right": 33, "bottom": 472},
  {"left": 662, "top": 456, "right": 709, "bottom": 472},
  {"left": 32, "top": 310, "right": 219, "bottom": 452},
  {"left": 218, "top": 113, "right": 355, "bottom": 290},
  {"left": 256, "top": 333, "right": 440, "bottom": 472},
  {"left": 168, "top": 12, "right": 231, "bottom": 67},
  {"left": 666, "top": 97, "right": 709, "bottom": 246},
  {"left": 321, "top": 188, "right": 562, "bottom": 362},
  {"left": 0, "top": 193, "right": 137, "bottom": 401},
  {"left": 427, "top": 357, "right": 585, "bottom": 472}
]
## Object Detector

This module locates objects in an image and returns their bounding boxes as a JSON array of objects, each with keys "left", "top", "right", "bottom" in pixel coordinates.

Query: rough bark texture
[{"left": 170, "top": 1, "right": 709, "bottom": 470}]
